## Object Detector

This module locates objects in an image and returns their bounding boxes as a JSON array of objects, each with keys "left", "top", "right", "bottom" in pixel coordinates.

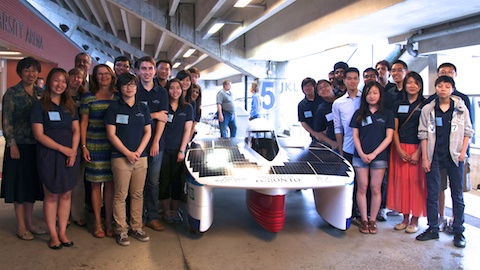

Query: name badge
[
  {"left": 167, "top": 114, "right": 174, "bottom": 122},
  {"left": 398, "top": 105, "right": 409, "bottom": 113},
  {"left": 142, "top": 101, "right": 148, "bottom": 106},
  {"left": 435, "top": 117, "right": 443, "bottom": 127},
  {"left": 325, "top": 113, "right": 333, "bottom": 122},
  {"left": 116, "top": 114, "right": 129, "bottom": 124},
  {"left": 304, "top": 111, "right": 313, "bottom": 118},
  {"left": 362, "top": 116, "right": 373, "bottom": 126},
  {"left": 48, "top": 111, "right": 61, "bottom": 121}
]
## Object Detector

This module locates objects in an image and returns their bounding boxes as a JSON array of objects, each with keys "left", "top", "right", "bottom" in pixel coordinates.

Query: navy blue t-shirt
[
  {"left": 427, "top": 91, "right": 471, "bottom": 157},
  {"left": 165, "top": 103, "right": 194, "bottom": 150},
  {"left": 298, "top": 95, "right": 323, "bottom": 141},
  {"left": 349, "top": 109, "right": 395, "bottom": 161},
  {"left": 104, "top": 99, "right": 151, "bottom": 158},
  {"left": 189, "top": 100, "right": 200, "bottom": 122},
  {"left": 433, "top": 100, "right": 453, "bottom": 162},
  {"left": 30, "top": 101, "right": 79, "bottom": 131},
  {"left": 313, "top": 101, "right": 336, "bottom": 142},
  {"left": 393, "top": 98, "right": 424, "bottom": 144},
  {"left": 384, "top": 86, "right": 405, "bottom": 111},
  {"left": 136, "top": 83, "right": 168, "bottom": 151},
  {"left": 384, "top": 82, "right": 396, "bottom": 93}
]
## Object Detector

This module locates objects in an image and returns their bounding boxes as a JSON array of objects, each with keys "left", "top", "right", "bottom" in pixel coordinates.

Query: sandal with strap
[
  {"left": 93, "top": 223, "right": 105, "bottom": 238},
  {"left": 105, "top": 227, "right": 114, "bottom": 238},
  {"left": 359, "top": 220, "right": 369, "bottom": 234},
  {"left": 368, "top": 220, "right": 378, "bottom": 234}
]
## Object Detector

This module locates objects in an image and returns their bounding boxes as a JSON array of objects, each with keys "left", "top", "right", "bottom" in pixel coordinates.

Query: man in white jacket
[{"left": 416, "top": 76, "right": 473, "bottom": 248}]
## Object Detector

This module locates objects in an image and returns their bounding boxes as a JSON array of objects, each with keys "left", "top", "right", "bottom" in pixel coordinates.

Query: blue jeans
[
  {"left": 219, "top": 111, "right": 237, "bottom": 138},
  {"left": 143, "top": 151, "right": 163, "bottom": 222},
  {"left": 426, "top": 157, "right": 465, "bottom": 233}
]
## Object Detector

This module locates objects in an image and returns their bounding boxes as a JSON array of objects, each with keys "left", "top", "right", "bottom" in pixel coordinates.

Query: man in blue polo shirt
[
  {"left": 313, "top": 79, "right": 338, "bottom": 150},
  {"left": 384, "top": 60, "right": 408, "bottom": 110},
  {"left": 135, "top": 56, "right": 169, "bottom": 232},
  {"left": 298, "top": 77, "right": 323, "bottom": 144}
]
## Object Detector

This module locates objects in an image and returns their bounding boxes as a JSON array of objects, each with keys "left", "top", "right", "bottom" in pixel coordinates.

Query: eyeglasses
[
  {"left": 363, "top": 74, "right": 377, "bottom": 79},
  {"left": 439, "top": 71, "right": 455, "bottom": 76},
  {"left": 122, "top": 82, "right": 137, "bottom": 88}
]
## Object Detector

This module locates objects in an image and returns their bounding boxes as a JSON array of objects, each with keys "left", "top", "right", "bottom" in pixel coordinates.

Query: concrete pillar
[{"left": 427, "top": 54, "right": 438, "bottom": 96}]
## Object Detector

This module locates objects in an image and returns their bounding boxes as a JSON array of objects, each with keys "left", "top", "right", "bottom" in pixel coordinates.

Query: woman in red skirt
[{"left": 387, "top": 71, "right": 427, "bottom": 234}]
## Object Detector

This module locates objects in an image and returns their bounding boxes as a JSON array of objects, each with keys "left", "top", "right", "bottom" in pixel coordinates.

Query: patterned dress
[
  {"left": 1, "top": 82, "right": 44, "bottom": 203},
  {"left": 80, "top": 92, "right": 119, "bottom": 183}
]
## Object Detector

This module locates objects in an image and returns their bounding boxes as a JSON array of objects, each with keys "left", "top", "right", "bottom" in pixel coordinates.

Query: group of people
[
  {"left": 1, "top": 53, "right": 203, "bottom": 248},
  {"left": 0, "top": 53, "right": 473, "bottom": 250},
  {"left": 298, "top": 60, "right": 473, "bottom": 248}
]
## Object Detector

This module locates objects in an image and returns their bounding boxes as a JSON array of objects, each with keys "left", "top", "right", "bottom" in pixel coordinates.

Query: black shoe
[
  {"left": 48, "top": 241, "right": 63, "bottom": 250},
  {"left": 453, "top": 233, "right": 466, "bottom": 248},
  {"left": 61, "top": 241, "right": 74, "bottom": 247},
  {"left": 416, "top": 228, "right": 439, "bottom": 241}
]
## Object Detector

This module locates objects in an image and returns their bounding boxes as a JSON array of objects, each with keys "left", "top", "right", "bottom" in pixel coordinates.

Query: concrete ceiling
[{"left": 21, "top": 0, "right": 480, "bottom": 81}]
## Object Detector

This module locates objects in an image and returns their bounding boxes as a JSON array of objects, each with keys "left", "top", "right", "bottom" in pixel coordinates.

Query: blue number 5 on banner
[{"left": 261, "top": 81, "right": 275, "bottom": 110}]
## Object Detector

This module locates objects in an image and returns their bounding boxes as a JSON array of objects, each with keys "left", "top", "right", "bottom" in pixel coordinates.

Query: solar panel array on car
[{"left": 187, "top": 139, "right": 352, "bottom": 178}]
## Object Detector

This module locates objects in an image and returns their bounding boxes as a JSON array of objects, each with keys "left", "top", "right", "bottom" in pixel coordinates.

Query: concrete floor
[{"left": 0, "top": 188, "right": 479, "bottom": 270}]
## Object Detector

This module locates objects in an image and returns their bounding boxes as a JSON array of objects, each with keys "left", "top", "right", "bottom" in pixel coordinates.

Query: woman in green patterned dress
[{"left": 80, "top": 64, "right": 118, "bottom": 238}]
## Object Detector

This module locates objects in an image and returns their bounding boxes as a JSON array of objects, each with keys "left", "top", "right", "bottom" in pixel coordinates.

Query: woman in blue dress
[{"left": 31, "top": 68, "right": 80, "bottom": 249}]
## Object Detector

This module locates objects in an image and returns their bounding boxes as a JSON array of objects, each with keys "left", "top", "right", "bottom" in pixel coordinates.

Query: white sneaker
[
  {"left": 116, "top": 232, "right": 130, "bottom": 246},
  {"left": 387, "top": 209, "right": 400, "bottom": 216},
  {"left": 130, "top": 229, "right": 150, "bottom": 242},
  {"left": 438, "top": 217, "right": 448, "bottom": 232},
  {"left": 445, "top": 218, "right": 454, "bottom": 234},
  {"left": 376, "top": 208, "right": 388, "bottom": 221}
]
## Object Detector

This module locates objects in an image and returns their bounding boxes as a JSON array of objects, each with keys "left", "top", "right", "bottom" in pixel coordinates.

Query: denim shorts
[{"left": 352, "top": 157, "right": 388, "bottom": 169}]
